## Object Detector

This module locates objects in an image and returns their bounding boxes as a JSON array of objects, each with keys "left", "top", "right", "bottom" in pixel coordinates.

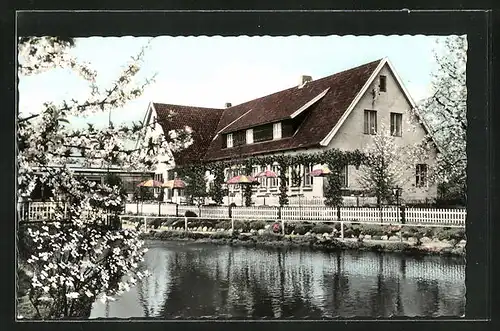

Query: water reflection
[{"left": 90, "top": 240, "right": 465, "bottom": 319}]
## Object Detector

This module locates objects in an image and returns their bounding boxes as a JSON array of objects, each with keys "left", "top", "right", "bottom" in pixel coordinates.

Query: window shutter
[
  {"left": 390, "top": 113, "right": 395, "bottom": 135},
  {"left": 273, "top": 122, "right": 282, "bottom": 140},
  {"left": 364, "top": 111, "right": 369, "bottom": 134},
  {"left": 246, "top": 129, "right": 253, "bottom": 144}
]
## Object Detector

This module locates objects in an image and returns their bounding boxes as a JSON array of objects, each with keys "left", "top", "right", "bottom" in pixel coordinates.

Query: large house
[{"left": 140, "top": 58, "right": 439, "bottom": 205}]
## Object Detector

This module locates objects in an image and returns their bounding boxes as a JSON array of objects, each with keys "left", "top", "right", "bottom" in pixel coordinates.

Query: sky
[{"left": 18, "top": 35, "right": 447, "bottom": 128}]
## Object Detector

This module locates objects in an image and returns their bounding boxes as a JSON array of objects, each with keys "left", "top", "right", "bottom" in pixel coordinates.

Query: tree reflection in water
[{"left": 90, "top": 242, "right": 465, "bottom": 319}]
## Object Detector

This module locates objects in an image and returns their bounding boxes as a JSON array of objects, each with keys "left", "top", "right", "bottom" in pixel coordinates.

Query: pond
[{"left": 90, "top": 240, "right": 465, "bottom": 319}]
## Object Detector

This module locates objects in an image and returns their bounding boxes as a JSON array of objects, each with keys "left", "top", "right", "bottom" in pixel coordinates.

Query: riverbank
[{"left": 138, "top": 229, "right": 466, "bottom": 257}]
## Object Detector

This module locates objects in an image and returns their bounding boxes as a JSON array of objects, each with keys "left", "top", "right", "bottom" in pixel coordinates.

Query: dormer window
[
  {"left": 253, "top": 123, "right": 273, "bottom": 143},
  {"left": 233, "top": 131, "right": 246, "bottom": 147},
  {"left": 379, "top": 75, "right": 387, "bottom": 92}
]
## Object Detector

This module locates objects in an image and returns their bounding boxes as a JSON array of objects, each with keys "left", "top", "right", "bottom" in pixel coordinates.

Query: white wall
[{"left": 326, "top": 63, "right": 438, "bottom": 201}]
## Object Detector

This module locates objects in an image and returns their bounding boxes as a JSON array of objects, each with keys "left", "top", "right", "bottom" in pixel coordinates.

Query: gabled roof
[
  {"left": 203, "top": 59, "right": 382, "bottom": 161},
  {"left": 152, "top": 58, "right": 430, "bottom": 164},
  {"left": 153, "top": 103, "right": 224, "bottom": 166}
]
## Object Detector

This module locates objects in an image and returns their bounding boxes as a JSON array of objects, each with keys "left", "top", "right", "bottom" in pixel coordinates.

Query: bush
[
  {"left": 434, "top": 228, "right": 466, "bottom": 241},
  {"left": 209, "top": 232, "right": 233, "bottom": 240},
  {"left": 343, "top": 228, "right": 354, "bottom": 238},
  {"left": 233, "top": 220, "right": 251, "bottom": 232},
  {"left": 311, "top": 223, "right": 333, "bottom": 234},
  {"left": 187, "top": 218, "right": 218, "bottom": 229},
  {"left": 185, "top": 210, "right": 198, "bottom": 218},
  {"left": 293, "top": 223, "right": 314, "bottom": 235},
  {"left": 249, "top": 220, "right": 267, "bottom": 230},
  {"left": 215, "top": 220, "right": 232, "bottom": 230},
  {"left": 359, "top": 224, "right": 384, "bottom": 236}
]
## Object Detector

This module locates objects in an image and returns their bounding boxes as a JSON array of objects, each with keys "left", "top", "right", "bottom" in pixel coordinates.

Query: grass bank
[{"left": 138, "top": 228, "right": 466, "bottom": 257}]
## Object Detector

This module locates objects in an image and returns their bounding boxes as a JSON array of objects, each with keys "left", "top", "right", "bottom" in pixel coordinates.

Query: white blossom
[{"left": 17, "top": 37, "right": 190, "bottom": 319}]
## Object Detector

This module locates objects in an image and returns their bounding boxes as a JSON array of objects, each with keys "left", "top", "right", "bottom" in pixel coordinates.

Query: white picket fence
[
  {"left": 232, "top": 207, "right": 279, "bottom": 220},
  {"left": 281, "top": 206, "right": 338, "bottom": 221},
  {"left": 340, "top": 207, "right": 400, "bottom": 223},
  {"left": 405, "top": 208, "right": 466, "bottom": 226},
  {"left": 24, "top": 201, "right": 466, "bottom": 227}
]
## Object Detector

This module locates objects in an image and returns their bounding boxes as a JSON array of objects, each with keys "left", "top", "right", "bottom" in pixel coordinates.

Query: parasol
[
  {"left": 308, "top": 166, "right": 332, "bottom": 177},
  {"left": 226, "top": 175, "right": 260, "bottom": 206},
  {"left": 137, "top": 179, "right": 164, "bottom": 188},
  {"left": 254, "top": 170, "right": 277, "bottom": 205},
  {"left": 226, "top": 175, "right": 260, "bottom": 185},
  {"left": 163, "top": 178, "right": 186, "bottom": 204},
  {"left": 163, "top": 178, "right": 186, "bottom": 189},
  {"left": 254, "top": 170, "right": 278, "bottom": 178}
]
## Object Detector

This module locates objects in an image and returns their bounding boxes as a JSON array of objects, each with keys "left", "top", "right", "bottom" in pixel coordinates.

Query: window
[
  {"left": 379, "top": 75, "right": 387, "bottom": 92},
  {"left": 273, "top": 122, "right": 282, "bottom": 140},
  {"left": 246, "top": 129, "right": 254, "bottom": 144},
  {"left": 390, "top": 113, "right": 403, "bottom": 137},
  {"left": 253, "top": 124, "right": 273, "bottom": 143},
  {"left": 270, "top": 164, "right": 280, "bottom": 187},
  {"left": 154, "top": 173, "right": 164, "bottom": 194},
  {"left": 303, "top": 164, "right": 314, "bottom": 187},
  {"left": 340, "top": 165, "right": 349, "bottom": 188},
  {"left": 416, "top": 164, "right": 428, "bottom": 187},
  {"left": 226, "top": 133, "right": 233, "bottom": 148},
  {"left": 364, "top": 110, "right": 377, "bottom": 135},
  {"left": 233, "top": 130, "right": 246, "bottom": 147}
]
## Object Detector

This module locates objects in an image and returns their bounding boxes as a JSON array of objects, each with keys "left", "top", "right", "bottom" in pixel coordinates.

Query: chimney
[
  {"left": 225, "top": 102, "right": 232, "bottom": 108},
  {"left": 298, "top": 75, "right": 312, "bottom": 88}
]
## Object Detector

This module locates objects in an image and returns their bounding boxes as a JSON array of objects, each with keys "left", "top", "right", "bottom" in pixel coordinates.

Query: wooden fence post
[
  {"left": 184, "top": 216, "right": 188, "bottom": 231},
  {"left": 231, "top": 217, "right": 234, "bottom": 233},
  {"left": 400, "top": 205, "right": 406, "bottom": 224},
  {"left": 281, "top": 219, "right": 285, "bottom": 235},
  {"left": 175, "top": 203, "right": 179, "bottom": 217},
  {"left": 340, "top": 221, "right": 344, "bottom": 239},
  {"left": 143, "top": 216, "right": 147, "bottom": 232}
]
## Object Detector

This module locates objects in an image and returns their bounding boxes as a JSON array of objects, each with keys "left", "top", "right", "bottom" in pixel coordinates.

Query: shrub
[
  {"left": 434, "top": 228, "right": 466, "bottom": 241},
  {"left": 249, "top": 220, "right": 267, "bottom": 230},
  {"left": 343, "top": 228, "right": 354, "bottom": 238},
  {"left": 215, "top": 220, "right": 232, "bottom": 230},
  {"left": 209, "top": 232, "right": 233, "bottom": 240},
  {"left": 350, "top": 224, "right": 362, "bottom": 237},
  {"left": 185, "top": 210, "right": 198, "bottom": 218},
  {"left": 359, "top": 224, "right": 384, "bottom": 236},
  {"left": 293, "top": 223, "right": 313, "bottom": 235},
  {"left": 311, "top": 223, "right": 333, "bottom": 234},
  {"left": 233, "top": 220, "right": 251, "bottom": 232}
]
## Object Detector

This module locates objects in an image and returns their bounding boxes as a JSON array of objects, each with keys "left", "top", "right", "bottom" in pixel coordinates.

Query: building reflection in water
[{"left": 90, "top": 241, "right": 465, "bottom": 319}]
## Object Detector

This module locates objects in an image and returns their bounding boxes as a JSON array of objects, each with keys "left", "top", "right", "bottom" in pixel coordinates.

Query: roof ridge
[
  {"left": 152, "top": 102, "right": 223, "bottom": 111},
  {"left": 224, "top": 58, "right": 384, "bottom": 109}
]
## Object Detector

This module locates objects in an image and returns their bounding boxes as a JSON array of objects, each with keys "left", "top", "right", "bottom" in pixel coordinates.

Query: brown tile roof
[
  {"left": 153, "top": 59, "right": 382, "bottom": 163},
  {"left": 153, "top": 103, "right": 224, "bottom": 166},
  {"left": 204, "top": 59, "right": 382, "bottom": 161}
]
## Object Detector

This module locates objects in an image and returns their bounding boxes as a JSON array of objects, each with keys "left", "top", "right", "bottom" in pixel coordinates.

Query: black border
[{"left": 1, "top": 4, "right": 496, "bottom": 331}]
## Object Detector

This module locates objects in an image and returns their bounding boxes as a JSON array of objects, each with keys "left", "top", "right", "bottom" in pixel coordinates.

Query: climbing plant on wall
[{"left": 201, "top": 148, "right": 367, "bottom": 207}]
